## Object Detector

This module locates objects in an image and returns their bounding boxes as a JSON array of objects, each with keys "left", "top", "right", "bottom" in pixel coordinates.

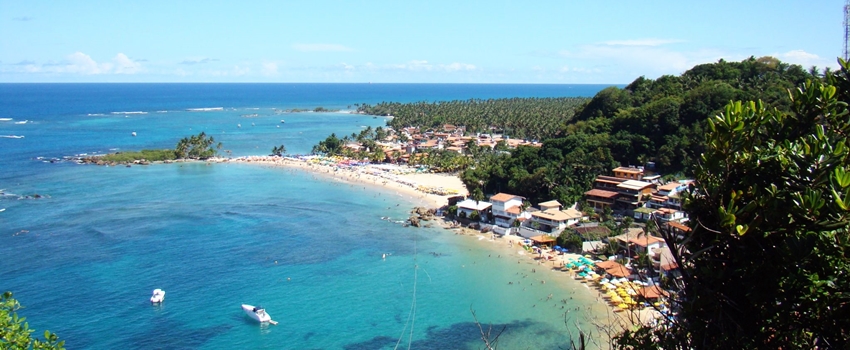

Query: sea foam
[{"left": 186, "top": 107, "right": 224, "bottom": 111}]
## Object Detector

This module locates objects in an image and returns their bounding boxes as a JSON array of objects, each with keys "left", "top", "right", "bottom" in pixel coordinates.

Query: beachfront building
[
  {"left": 515, "top": 200, "right": 584, "bottom": 238},
  {"left": 611, "top": 228, "right": 666, "bottom": 259},
  {"left": 455, "top": 199, "right": 492, "bottom": 221},
  {"left": 489, "top": 193, "right": 525, "bottom": 228},
  {"left": 525, "top": 200, "right": 583, "bottom": 233}
]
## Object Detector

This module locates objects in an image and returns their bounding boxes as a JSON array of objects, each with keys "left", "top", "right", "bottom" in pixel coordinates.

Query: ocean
[{"left": 0, "top": 83, "right": 616, "bottom": 349}]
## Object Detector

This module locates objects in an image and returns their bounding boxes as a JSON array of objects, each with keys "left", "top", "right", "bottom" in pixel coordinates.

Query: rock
[{"left": 409, "top": 216, "right": 421, "bottom": 227}]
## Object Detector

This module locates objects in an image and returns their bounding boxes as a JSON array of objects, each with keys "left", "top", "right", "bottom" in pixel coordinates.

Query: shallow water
[{"left": 0, "top": 83, "right": 613, "bottom": 349}]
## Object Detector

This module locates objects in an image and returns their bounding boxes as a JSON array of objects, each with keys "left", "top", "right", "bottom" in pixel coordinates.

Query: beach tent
[
  {"left": 595, "top": 260, "right": 618, "bottom": 269},
  {"left": 637, "top": 285, "right": 670, "bottom": 300}
]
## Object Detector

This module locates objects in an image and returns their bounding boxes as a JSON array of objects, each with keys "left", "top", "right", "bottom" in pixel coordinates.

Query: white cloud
[
  {"left": 390, "top": 60, "right": 476, "bottom": 72},
  {"left": 179, "top": 57, "right": 218, "bottom": 65},
  {"left": 113, "top": 53, "right": 141, "bottom": 74},
  {"left": 777, "top": 49, "right": 837, "bottom": 68},
  {"left": 603, "top": 38, "right": 684, "bottom": 47},
  {"left": 558, "top": 40, "right": 724, "bottom": 79},
  {"left": 232, "top": 65, "right": 249, "bottom": 76},
  {"left": 292, "top": 43, "right": 353, "bottom": 52},
  {"left": 65, "top": 52, "right": 110, "bottom": 74},
  {"left": 262, "top": 62, "right": 279, "bottom": 76},
  {"left": 8, "top": 52, "right": 143, "bottom": 75},
  {"left": 444, "top": 62, "right": 476, "bottom": 71}
]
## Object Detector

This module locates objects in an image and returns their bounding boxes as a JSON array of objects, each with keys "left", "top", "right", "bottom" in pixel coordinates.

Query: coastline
[
  {"left": 217, "top": 155, "right": 468, "bottom": 209},
  {"left": 220, "top": 155, "right": 658, "bottom": 345}
]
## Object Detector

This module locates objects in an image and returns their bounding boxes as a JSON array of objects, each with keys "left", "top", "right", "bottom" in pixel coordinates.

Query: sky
[{"left": 0, "top": 0, "right": 845, "bottom": 83}]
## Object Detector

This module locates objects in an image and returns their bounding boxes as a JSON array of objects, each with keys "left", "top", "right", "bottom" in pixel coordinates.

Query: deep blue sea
[{"left": 0, "top": 83, "right": 615, "bottom": 350}]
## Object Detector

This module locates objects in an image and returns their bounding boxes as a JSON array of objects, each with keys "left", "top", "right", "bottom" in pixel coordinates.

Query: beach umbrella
[{"left": 618, "top": 303, "right": 629, "bottom": 309}]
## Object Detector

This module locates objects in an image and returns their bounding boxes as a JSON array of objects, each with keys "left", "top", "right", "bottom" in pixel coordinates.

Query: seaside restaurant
[{"left": 528, "top": 234, "right": 556, "bottom": 248}]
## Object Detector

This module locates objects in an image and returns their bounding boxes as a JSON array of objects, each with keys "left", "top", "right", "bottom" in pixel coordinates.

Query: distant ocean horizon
[{"left": 1, "top": 83, "right": 617, "bottom": 349}]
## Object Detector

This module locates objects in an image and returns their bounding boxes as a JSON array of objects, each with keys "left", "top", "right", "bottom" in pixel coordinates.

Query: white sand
[
  {"left": 216, "top": 156, "right": 467, "bottom": 208},
  {"left": 217, "top": 155, "right": 660, "bottom": 331}
]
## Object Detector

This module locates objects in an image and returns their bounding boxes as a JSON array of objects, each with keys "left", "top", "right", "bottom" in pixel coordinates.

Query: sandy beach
[
  {"left": 219, "top": 155, "right": 468, "bottom": 209},
  {"left": 221, "top": 155, "right": 660, "bottom": 342}
]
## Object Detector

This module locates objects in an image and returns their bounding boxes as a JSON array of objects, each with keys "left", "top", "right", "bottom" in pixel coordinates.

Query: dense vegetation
[
  {"left": 99, "top": 149, "right": 177, "bottom": 163},
  {"left": 1, "top": 291, "right": 65, "bottom": 349},
  {"left": 174, "top": 132, "right": 221, "bottom": 159},
  {"left": 357, "top": 97, "right": 589, "bottom": 140},
  {"left": 615, "top": 60, "right": 850, "bottom": 349},
  {"left": 459, "top": 57, "right": 819, "bottom": 205},
  {"left": 574, "top": 56, "right": 813, "bottom": 174},
  {"left": 312, "top": 126, "right": 393, "bottom": 162},
  {"left": 90, "top": 132, "right": 221, "bottom": 164}
]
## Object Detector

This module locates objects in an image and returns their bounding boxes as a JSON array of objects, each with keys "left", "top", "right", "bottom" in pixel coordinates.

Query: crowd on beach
[
  {"left": 220, "top": 155, "right": 467, "bottom": 208},
  {"left": 453, "top": 230, "right": 667, "bottom": 331},
  {"left": 223, "top": 154, "right": 663, "bottom": 333}
]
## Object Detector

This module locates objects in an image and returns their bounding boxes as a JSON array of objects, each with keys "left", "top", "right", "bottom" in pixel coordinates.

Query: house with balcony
[
  {"left": 615, "top": 180, "right": 655, "bottom": 211},
  {"left": 518, "top": 200, "right": 583, "bottom": 236},
  {"left": 584, "top": 188, "right": 619, "bottom": 211},
  {"left": 648, "top": 181, "right": 687, "bottom": 209},
  {"left": 489, "top": 193, "right": 524, "bottom": 228},
  {"left": 653, "top": 208, "right": 686, "bottom": 223},
  {"left": 611, "top": 228, "right": 666, "bottom": 259}
]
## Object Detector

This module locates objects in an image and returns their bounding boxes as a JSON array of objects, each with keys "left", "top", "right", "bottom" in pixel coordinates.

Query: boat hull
[
  {"left": 150, "top": 289, "right": 165, "bottom": 303},
  {"left": 241, "top": 304, "right": 271, "bottom": 323}
]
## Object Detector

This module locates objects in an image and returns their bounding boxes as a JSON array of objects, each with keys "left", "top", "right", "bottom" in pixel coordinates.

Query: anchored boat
[
  {"left": 241, "top": 304, "right": 278, "bottom": 325},
  {"left": 150, "top": 289, "right": 165, "bottom": 303}
]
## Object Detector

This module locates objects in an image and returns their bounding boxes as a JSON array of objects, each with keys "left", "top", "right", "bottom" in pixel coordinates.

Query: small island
[{"left": 81, "top": 132, "right": 221, "bottom": 166}]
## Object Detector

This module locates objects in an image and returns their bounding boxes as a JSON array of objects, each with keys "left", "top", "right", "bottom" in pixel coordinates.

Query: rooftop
[
  {"left": 585, "top": 189, "right": 619, "bottom": 198},
  {"left": 456, "top": 199, "right": 492, "bottom": 211},
  {"left": 657, "top": 181, "right": 682, "bottom": 192},
  {"left": 490, "top": 192, "right": 523, "bottom": 202},
  {"left": 614, "top": 166, "right": 643, "bottom": 174},
  {"left": 538, "top": 200, "right": 562, "bottom": 209},
  {"left": 531, "top": 208, "right": 570, "bottom": 221},
  {"left": 617, "top": 180, "right": 654, "bottom": 191}
]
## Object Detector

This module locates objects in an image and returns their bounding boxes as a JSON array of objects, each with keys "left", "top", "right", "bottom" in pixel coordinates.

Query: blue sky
[{"left": 0, "top": 0, "right": 844, "bottom": 83}]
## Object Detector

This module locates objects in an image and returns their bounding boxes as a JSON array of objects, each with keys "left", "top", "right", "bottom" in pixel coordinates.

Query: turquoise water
[{"left": 0, "top": 84, "right": 615, "bottom": 349}]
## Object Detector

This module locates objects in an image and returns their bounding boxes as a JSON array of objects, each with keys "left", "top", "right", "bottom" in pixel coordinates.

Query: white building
[
  {"left": 525, "top": 200, "right": 583, "bottom": 234},
  {"left": 455, "top": 199, "right": 492, "bottom": 221},
  {"left": 489, "top": 193, "right": 524, "bottom": 228}
]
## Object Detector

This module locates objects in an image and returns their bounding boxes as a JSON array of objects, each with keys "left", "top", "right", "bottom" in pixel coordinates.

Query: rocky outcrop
[
  {"left": 406, "top": 206, "right": 438, "bottom": 228},
  {"left": 408, "top": 215, "right": 421, "bottom": 227}
]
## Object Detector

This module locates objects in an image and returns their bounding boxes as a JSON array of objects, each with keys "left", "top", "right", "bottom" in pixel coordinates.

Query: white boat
[
  {"left": 241, "top": 304, "right": 277, "bottom": 325},
  {"left": 150, "top": 289, "right": 165, "bottom": 303},
  {"left": 280, "top": 120, "right": 285, "bottom": 123}
]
